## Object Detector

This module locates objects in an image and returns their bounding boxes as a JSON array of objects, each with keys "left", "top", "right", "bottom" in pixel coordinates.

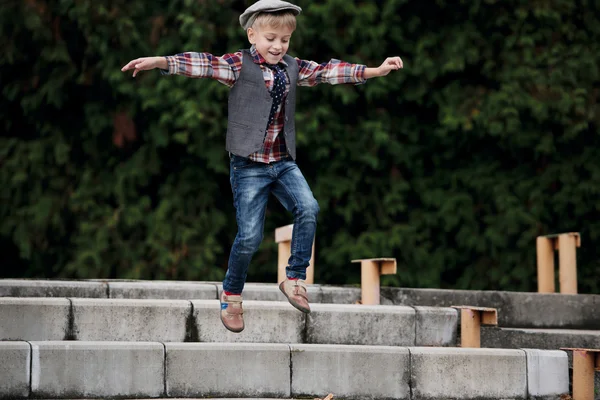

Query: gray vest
[{"left": 226, "top": 50, "right": 299, "bottom": 159}]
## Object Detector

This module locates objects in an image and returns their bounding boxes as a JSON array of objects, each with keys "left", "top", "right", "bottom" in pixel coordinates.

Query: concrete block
[
  {"left": 72, "top": 299, "right": 190, "bottom": 341},
  {"left": 109, "top": 281, "right": 217, "bottom": 299},
  {"left": 319, "top": 286, "right": 361, "bottom": 304},
  {"left": 482, "top": 326, "right": 600, "bottom": 350},
  {"left": 414, "top": 306, "right": 458, "bottom": 346},
  {"left": 192, "top": 300, "right": 304, "bottom": 343},
  {"left": 290, "top": 344, "right": 410, "bottom": 399},
  {"left": 0, "top": 279, "right": 107, "bottom": 298},
  {"left": 30, "top": 341, "right": 164, "bottom": 398},
  {"left": 0, "top": 342, "right": 30, "bottom": 398},
  {"left": 385, "top": 287, "right": 503, "bottom": 312},
  {"left": 236, "top": 283, "right": 286, "bottom": 301},
  {"left": 0, "top": 298, "right": 71, "bottom": 341},
  {"left": 499, "top": 291, "right": 600, "bottom": 329},
  {"left": 523, "top": 349, "right": 569, "bottom": 398},
  {"left": 165, "top": 343, "right": 290, "bottom": 398},
  {"left": 307, "top": 304, "right": 415, "bottom": 346},
  {"left": 383, "top": 287, "right": 600, "bottom": 329},
  {"left": 222, "top": 283, "right": 322, "bottom": 303},
  {"left": 410, "top": 347, "right": 527, "bottom": 399}
]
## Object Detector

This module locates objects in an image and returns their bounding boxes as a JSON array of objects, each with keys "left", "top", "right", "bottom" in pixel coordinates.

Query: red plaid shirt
[{"left": 164, "top": 46, "right": 366, "bottom": 163}]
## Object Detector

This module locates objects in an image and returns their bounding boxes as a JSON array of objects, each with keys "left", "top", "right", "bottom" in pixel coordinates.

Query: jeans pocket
[{"left": 230, "top": 155, "right": 254, "bottom": 170}]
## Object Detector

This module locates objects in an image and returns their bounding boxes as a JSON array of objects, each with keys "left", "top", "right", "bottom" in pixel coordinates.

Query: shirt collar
[{"left": 250, "top": 45, "right": 288, "bottom": 67}]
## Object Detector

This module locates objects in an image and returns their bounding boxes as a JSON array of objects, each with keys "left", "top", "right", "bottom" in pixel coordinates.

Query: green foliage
[{"left": 1, "top": 0, "right": 599, "bottom": 293}]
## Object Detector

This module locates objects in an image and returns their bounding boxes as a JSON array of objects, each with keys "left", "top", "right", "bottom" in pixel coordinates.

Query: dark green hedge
[{"left": 2, "top": 0, "right": 599, "bottom": 293}]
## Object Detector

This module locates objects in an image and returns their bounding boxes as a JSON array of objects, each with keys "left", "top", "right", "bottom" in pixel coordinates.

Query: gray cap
[{"left": 239, "top": 0, "right": 302, "bottom": 30}]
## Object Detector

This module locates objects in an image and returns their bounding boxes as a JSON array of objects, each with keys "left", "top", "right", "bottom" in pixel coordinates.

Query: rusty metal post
[
  {"left": 306, "top": 243, "right": 315, "bottom": 284},
  {"left": 360, "top": 260, "right": 381, "bottom": 305},
  {"left": 460, "top": 309, "right": 481, "bottom": 348},
  {"left": 352, "top": 258, "right": 397, "bottom": 305},
  {"left": 572, "top": 350, "right": 595, "bottom": 400},
  {"left": 536, "top": 236, "right": 555, "bottom": 293},
  {"left": 558, "top": 234, "right": 578, "bottom": 294}
]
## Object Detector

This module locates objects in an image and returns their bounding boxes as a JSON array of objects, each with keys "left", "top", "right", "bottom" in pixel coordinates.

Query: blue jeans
[{"left": 223, "top": 155, "right": 319, "bottom": 294}]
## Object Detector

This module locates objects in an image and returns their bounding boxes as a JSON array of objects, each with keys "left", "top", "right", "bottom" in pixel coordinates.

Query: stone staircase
[
  {"left": 1, "top": 279, "right": 597, "bottom": 399},
  {"left": 6, "top": 341, "right": 564, "bottom": 399},
  {"left": 0, "top": 297, "right": 456, "bottom": 345}
]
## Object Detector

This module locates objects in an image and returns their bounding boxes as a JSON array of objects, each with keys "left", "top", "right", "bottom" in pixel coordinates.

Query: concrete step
[
  {"left": 480, "top": 326, "right": 600, "bottom": 391},
  {"left": 1, "top": 341, "right": 568, "bottom": 399},
  {"left": 385, "top": 286, "right": 600, "bottom": 330},
  {"left": 0, "top": 279, "right": 218, "bottom": 299},
  {"left": 2, "top": 279, "right": 599, "bottom": 329},
  {"left": 0, "top": 279, "right": 349, "bottom": 302},
  {"left": 482, "top": 326, "right": 600, "bottom": 350},
  {"left": 0, "top": 298, "right": 457, "bottom": 347}
]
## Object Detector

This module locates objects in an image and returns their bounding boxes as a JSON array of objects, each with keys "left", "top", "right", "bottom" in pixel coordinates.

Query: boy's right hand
[{"left": 121, "top": 56, "right": 167, "bottom": 77}]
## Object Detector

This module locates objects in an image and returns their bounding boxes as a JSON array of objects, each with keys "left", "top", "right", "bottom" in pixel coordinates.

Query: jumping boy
[{"left": 121, "top": 0, "right": 403, "bottom": 333}]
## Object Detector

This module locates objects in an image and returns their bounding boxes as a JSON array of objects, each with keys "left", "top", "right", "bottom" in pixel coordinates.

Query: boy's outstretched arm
[
  {"left": 121, "top": 52, "right": 240, "bottom": 87},
  {"left": 364, "top": 56, "right": 403, "bottom": 79},
  {"left": 297, "top": 56, "right": 403, "bottom": 87},
  {"left": 121, "top": 57, "right": 167, "bottom": 77}
]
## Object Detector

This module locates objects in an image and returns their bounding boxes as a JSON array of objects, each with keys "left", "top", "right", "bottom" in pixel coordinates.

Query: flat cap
[{"left": 239, "top": 0, "right": 302, "bottom": 30}]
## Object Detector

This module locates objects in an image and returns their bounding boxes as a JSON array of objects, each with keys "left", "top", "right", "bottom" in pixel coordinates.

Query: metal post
[
  {"left": 460, "top": 309, "right": 481, "bottom": 348},
  {"left": 572, "top": 350, "right": 595, "bottom": 400},
  {"left": 558, "top": 234, "right": 578, "bottom": 294},
  {"left": 360, "top": 260, "right": 380, "bottom": 305},
  {"left": 536, "top": 236, "right": 555, "bottom": 293}
]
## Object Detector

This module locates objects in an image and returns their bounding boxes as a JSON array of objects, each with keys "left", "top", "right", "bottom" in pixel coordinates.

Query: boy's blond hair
[{"left": 251, "top": 10, "right": 297, "bottom": 31}]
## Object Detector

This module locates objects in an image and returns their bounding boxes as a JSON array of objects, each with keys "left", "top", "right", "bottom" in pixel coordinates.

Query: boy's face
[{"left": 247, "top": 24, "right": 294, "bottom": 65}]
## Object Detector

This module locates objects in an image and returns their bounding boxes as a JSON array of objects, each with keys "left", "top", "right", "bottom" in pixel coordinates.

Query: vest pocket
[
  {"left": 226, "top": 121, "right": 252, "bottom": 155},
  {"left": 228, "top": 121, "right": 249, "bottom": 131},
  {"left": 238, "top": 79, "right": 258, "bottom": 87}
]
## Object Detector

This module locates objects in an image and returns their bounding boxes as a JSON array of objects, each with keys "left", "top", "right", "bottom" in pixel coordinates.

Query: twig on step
[{"left": 314, "top": 394, "right": 334, "bottom": 400}]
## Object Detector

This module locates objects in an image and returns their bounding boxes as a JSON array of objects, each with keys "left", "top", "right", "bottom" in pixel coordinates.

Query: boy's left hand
[{"left": 377, "top": 57, "right": 403, "bottom": 76}]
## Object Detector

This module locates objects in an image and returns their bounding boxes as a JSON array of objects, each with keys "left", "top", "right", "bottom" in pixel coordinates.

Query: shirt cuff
[
  {"left": 354, "top": 64, "right": 367, "bottom": 85},
  {"left": 159, "top": 56, "right": 175, "bottom": 75}
]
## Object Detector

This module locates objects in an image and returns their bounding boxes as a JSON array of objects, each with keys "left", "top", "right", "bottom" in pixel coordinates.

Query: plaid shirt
[{"left": 164, "top": 46, "right": 366, "bottom": 163}]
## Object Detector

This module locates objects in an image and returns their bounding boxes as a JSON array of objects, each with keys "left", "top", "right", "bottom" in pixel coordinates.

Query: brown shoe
[
  {"left": 220, "top": 291, "right": 244, "bottom": 333},
  {"left": 279, "top": 278, "right": 311, "bottom": 313}
]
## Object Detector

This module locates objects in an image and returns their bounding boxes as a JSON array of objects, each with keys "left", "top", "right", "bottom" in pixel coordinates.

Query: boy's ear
[{"left": 247, "top": 28, "right": 256, "bottom": 45}]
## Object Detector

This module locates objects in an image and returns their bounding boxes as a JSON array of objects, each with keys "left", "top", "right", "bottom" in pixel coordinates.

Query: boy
[{"left": 121, "top": 0, "right": 403, "bottom": 333}]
